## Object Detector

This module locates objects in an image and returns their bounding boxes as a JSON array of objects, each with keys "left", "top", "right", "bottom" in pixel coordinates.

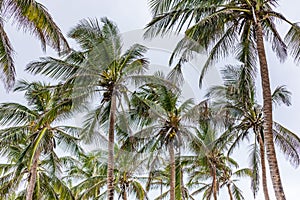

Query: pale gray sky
[{"left": 1, "top": 0, "right": 300, "bottom": 199}]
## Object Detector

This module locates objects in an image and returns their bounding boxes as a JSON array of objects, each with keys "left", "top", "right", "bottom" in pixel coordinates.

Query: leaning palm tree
[
  {"left": 207, "top": 65, "right": 300, "bottom": 199},
  {"left": 145, "top": 1, "right": 300, "bottom": 199},
  {"left": 26, "top": 17, "right": 149, "bottom": 200},
  {"left": 130, "top": 81, "right": 202, "bottom": 200},
  {"left": 0, "top": 143, "right": 75, "bottom": 200},
  {"left": 0, "top": 0, "right": 69, "bottom": 90},
  {"left": 0, "top": 80, "right": 81, "bottom": 200}
]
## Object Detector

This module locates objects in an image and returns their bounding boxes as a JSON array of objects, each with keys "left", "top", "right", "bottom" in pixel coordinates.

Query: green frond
[
  {"left": 0, "top": 103, "right": 37, "bottom": 126},
  {"left": 231, "top": 183, "right": 245, "bottom": 200},
  {"left": 5, "top": 0, "right": 69, "bottom": 52},
  {"left": 272, "top": 85, "right": 292, "bottom": 107},
  {"left": 26, "top": 53, "right": 83, "bottom": 80},
  {"left": 285, "top": 23, "right": 300, "bottom": 63},
  {"left": 0, "top": 21, "right": 15, "bottom": 90},
  {"left": 273, "top": 122, "right": 300, "bottom": 167},
  {"left": 263, "top": 18, "right": 287, "bottom": 62},
  {"left": 198, "top": 24, "right": 238, "bottom": 87},
  {"left": 130, "top": 180, "right": 148, "bottom": 200},
  {"left": 248, "top": 142, "right": 260, "bottom": 197}
]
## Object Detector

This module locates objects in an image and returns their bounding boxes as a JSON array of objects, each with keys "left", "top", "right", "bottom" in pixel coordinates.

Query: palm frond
[{"left": 0, "top": 21, "right": 15, "bottom": 90}]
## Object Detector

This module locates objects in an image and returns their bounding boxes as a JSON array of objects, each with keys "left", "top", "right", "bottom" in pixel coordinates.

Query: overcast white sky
[{"left": 1, "top": 0, "right": 300, "bottom": 199}]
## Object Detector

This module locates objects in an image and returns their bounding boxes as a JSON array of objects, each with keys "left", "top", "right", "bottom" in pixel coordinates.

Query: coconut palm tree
[
  {"left": 26, "top": 18, "right": 149, "bottom": 200},
  {"left": 186, "top": 120, "right": 252, "bottom": 200},
  {"left": 0, "top": 0, "right": 69, "bottom": 90},
  {"left": 0, "top": 143, "right": 76, "bottom": 200},
  {"left": 145, "top": 156, "right": 192, "bottom": 200},
  {"left": 129, "top": 81, "right": 203, "bottom": 200},
  {"left": 0, "top": 80, "right": 81, "bottom": 200},
  {"left": 66, "top": 145, "right": 148, "bottom": 200},
  {"left": 207, "top": 65, "right": 300, "bottom": 199},
  {"left": 145, "top": 1, "right": 300, "bottom": 199}
]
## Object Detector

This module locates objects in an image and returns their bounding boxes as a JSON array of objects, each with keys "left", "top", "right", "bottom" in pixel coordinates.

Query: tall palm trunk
[
  {"left": 257, "top": 130, "right": 270, "bottom": 200},
  {"left": 169, "top": 142, "right": 175, "bottom": 200},
  {"left": 107, "top": 92, "right": 117, "bottom": 200},
  {"left": 255, "top": 20, "right": 286, "bottom": 200},
  {"left": 26, "top": 149, "right": 41, "bottom": 200}
]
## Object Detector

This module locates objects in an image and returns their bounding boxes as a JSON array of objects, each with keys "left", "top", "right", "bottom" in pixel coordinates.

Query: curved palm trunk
[
  {"left": 227, "top": 184, "right": 233, "bottom": 200},
  {"left": 255, "top": 21, "right": 286, "bottom": 200},
  {"left": 257, "top": 131, "right": 271, "bottom": 200},
  {"left": 107, "top": 93, "right": 117, "bottom": 200},
  {"left": 169, "top": 142, "right": 176, "bottom": 200},
  {"left": 26, "top": 150, "right": 41, "bottom": 200}
]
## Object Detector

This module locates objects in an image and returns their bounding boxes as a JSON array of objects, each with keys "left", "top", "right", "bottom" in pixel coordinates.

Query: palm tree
[
  {"left": 145, "top": 157, "right": 192, "bottom": 200},
  {"left": 0, "top": 0, "right": 69, "bottom": 90},
  {"left": 186, "top": 120, "right": 252, "bottom": 200},
  {"left": 66, "top": 146, "right": 148, "bottom": 200},
  {"left": 0, "top": 143, "right": 76, "bottom": 200},
  {"left": 130, "top": 81, "right": 202, "bottom": 200},
  {"left": 145, "top": 1, "right": 300, "bottom": 198},
  {"left": 207, "top": 65, "right": 300, "bottom": 199},
  {"left": 26, "top": 18, "right": 149, "bottom": 200},
  {"left": 0, "top": 81, "right": 81, "bottom": 200}
]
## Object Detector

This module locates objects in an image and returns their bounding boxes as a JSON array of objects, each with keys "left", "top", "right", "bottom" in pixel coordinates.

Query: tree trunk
[
  {"left": 212, "top": 166, "right": 218, "bottom": 200},
  {"left": 122, "top": 189, "right": 128, "bottom": 200},
  {"left": 107, "top": 93, "right": 117, "bottom": 200},
  {"left": 169, "top": 142, "right": 176, "bottom": 200},
  {"left": 175, "top": 150, "right": 183, "bottom": 200},
  {"left": 257, "top": 130, "right": 271, "bottom": 200},
  {"left": 26, "top": 150, "right": 41, "bottom": 200},
  {"left": 227, "top": 184, "right": 233, "bottom": 200},
  {"left": 255, "top": 21, "right": 286, "bottom": 200},
  {"left": 160, "top": 179, "right": 163, "bottom": 200}
]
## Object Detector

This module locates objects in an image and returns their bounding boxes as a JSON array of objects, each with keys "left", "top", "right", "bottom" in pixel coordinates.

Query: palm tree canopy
[{"left": 145, "top": 0, "right": 300, "bottom": 87}]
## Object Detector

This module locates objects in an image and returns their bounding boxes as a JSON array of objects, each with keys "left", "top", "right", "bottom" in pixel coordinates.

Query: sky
[{"left": 1, "top": 0, "right": 300, "bottom": 199}]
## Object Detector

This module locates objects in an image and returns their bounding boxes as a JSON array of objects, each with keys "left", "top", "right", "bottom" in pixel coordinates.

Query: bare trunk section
[
  {"left": 107, "top": 93, "right": 117, "bottom": 200},
  {"left": 212, "top": 166, "right": 218, "bottom": 200},
  {"left": 257, "top": 130, "right": 271, "bottom": 200},
  {"left": 255, "top": 21, "right": 286, "bottom": 200},
  {"left": 160, "top": 179, "right": 163, "bottom": 200},
  {"left": 122, "top": 189, "right": 128, "bottom": 200},
  {"left": 169, "top": 142, "right": 175, "bottom": 200},
  {"left": 227, "top": 184, "right": 233, "bottom": 200},
  {"left": 26, "top": 150, "right": 40, "bottom": 200},
  {"left": 175, "top": 150, "right": 183, "bottom": 200}
]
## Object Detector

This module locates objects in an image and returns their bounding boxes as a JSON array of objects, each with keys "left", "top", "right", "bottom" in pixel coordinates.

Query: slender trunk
[
  {"left": 107, "top": 93, "right": 117, "bottom": 200},
  {"left": 160, "top": 179, "right": 163, "bottom": 200},
  {"left": 169, "top": 142, "right": 175, "bottom": 200},
  {"left": 227, "top": 184, "right": 233, "bottom": 200},
  {"left": 255, "top": 21, "right": 286, "bottom": 200},
  {"left": 212, "top": 166, "right": 218, "bottom": 200},
  {"left": 175, "top": 150, "right": 183, "bottom": 200},
  {"left": 26, "top": 150, "right": 41, "bottom": 200},
  {"left": 122, "top": 189, "right": 128, "bottom": 200},
  {"left": 257, "top": 129, "right": 271, "bottom": 200}
]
